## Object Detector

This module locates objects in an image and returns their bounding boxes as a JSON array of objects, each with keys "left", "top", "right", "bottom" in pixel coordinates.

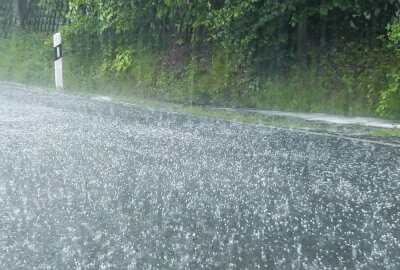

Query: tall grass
[
  {"left": 0, "top": 31, "right": 396, "bottom": 119},
  {"left": 0, "top": 31, "right": 53, "bottom": 87}
]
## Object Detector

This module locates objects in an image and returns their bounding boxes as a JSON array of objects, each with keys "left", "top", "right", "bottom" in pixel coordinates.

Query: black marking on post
[{"left": 54, "top": 44, "right": 62, "bottom": 61}]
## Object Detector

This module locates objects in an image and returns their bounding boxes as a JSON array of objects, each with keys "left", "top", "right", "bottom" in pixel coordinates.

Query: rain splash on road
[{"left": 0, "top": 83, "right": 399, "bottom": 269}]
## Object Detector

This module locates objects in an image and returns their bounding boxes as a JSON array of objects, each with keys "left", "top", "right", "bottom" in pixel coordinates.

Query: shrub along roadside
[
  {"left": 0, "top": 30, "right": 399, "bottom": 120},
  {"left": 377, "top": 18, "right": 400, "bottom": 118}
]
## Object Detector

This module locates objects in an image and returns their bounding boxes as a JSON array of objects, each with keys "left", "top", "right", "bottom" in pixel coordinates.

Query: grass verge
[
  {"left": 369, "top": 129, "right": 400, "bottom": 137},
  {"left": 1, "top": 31, "right": 399, "bottom": 139}
]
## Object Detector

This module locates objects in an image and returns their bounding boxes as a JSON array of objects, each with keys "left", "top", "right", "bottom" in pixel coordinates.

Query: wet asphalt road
[{"left": 0, "top": 83, "right": 399, "bottom": 269}]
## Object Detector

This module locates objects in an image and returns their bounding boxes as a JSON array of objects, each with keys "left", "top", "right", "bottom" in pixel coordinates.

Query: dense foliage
[
  {"left": 62, "top": 1, "right": 400, "bottom": 63},
  {"left": 3, "top": 0, "right": 400, "bottom": 117},
  {"left": 379, "top": 17, "right": 400, "bottom": 117}
]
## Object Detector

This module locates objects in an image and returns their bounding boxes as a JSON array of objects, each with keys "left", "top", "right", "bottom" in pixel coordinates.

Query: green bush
[
  {"left": 377, "top": 18, "right": 400, "bottom": 118},
  {"left": 321, "top": 42, "right": 392, "bottom": 116}
]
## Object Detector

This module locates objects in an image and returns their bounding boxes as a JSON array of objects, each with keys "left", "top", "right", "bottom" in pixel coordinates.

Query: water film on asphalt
[{"left": 0, "top": 83, "right": 399, "bottom": 269}]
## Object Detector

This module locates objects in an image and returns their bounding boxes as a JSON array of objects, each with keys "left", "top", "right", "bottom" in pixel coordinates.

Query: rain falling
[
  {"left": 1, "top": 0, "right": 400, "bottom": 269},
  {"left": 0, "top": 84, "right": 399, "bottom": 269}
]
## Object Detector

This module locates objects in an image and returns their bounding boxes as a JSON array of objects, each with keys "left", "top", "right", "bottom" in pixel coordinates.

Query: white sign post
[{"left": 53, "top": 32, "right": 63, "bottom": 90}]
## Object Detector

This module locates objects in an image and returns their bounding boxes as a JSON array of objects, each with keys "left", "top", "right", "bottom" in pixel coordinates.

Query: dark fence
[
  {"left": 0, "top": 0, "right": 69, "bottom": 37},
  {"left": 0, "top": 1, "right": 13, "bottom": 37}
]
